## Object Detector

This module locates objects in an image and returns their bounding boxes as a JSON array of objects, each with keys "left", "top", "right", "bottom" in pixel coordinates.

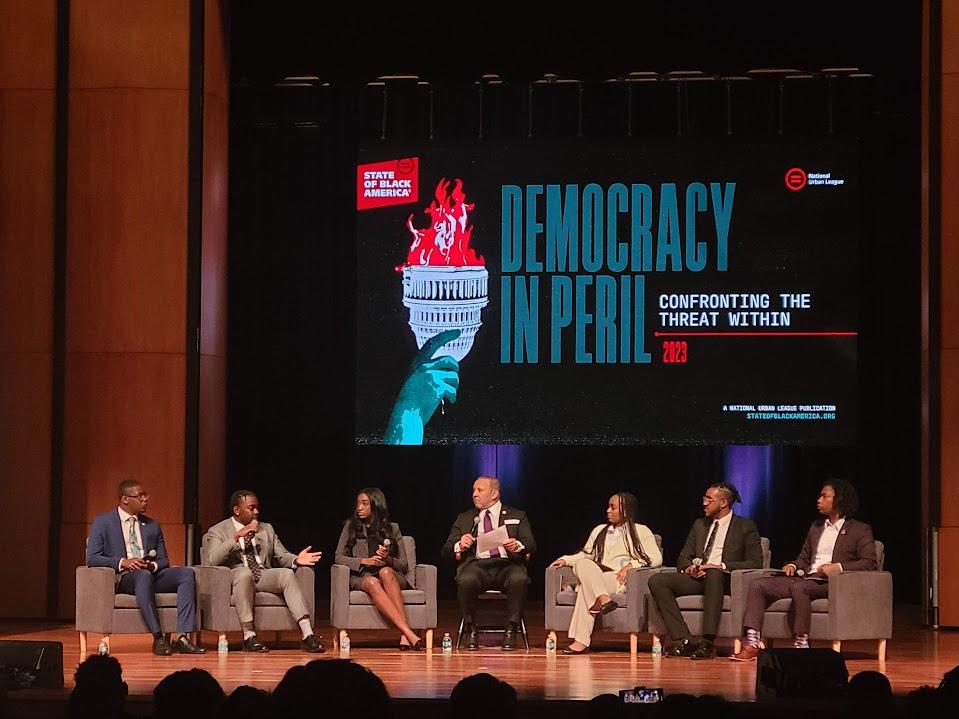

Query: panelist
[{"left": 442, "top": 476, "right": 536, "bottom": 650}]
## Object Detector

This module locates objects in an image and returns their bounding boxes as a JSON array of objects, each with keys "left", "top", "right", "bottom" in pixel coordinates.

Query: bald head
[{"left": 472, "top": 476, "right": 501, "bottom": 510}]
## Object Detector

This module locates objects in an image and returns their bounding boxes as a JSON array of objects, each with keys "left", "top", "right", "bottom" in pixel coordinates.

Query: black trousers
[
  {"left": 649, "top": 569, "right": 730, "bottom": 640},
  {"left": 456, "top": 558, "right": 528, "bottom": 625}
]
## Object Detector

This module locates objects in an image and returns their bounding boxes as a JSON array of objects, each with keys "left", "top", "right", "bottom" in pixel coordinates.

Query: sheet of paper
[{"left": 477, "top": 525, "right": 509, "bottom": 554}]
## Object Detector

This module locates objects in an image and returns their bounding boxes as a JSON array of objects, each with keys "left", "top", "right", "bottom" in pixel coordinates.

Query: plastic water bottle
[
  {"left": 217, "top": 635, "right": 229, "bottom": 654},
  {"left": 442, "top": 632, "right": 452, "bottom": 654},
  {"left": 651, "top": 641, "right": 663, "bottom": 656},
  {"left": 97, "top": 638, "right": 109, "bottom": 656},
  {"left": 545, "top": 635, "right": 556, "bottom": 653},
  {"left": 340, "top": 632, "right": 350, "bottom": 654}
]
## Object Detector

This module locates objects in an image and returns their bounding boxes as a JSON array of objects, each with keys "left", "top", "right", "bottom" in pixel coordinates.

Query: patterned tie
[
  {"left": 483, "top": 510, "right": 501, "bottom": 558},
  {"left": 243, "top": 535, "right": 263, "bottom": 582},
  {"left": 701, "top": 520, "right": 719, "bottom": 563},
  {"left": 128, "top": 518, "right": 142, "bottom": 558}
]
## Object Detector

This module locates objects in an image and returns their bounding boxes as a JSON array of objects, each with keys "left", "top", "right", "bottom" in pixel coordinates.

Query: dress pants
[
  {"left": 456, "top": 558, "right": 528, "bottom": 624},
  {"left": 648, "top": 569, "right": 729, "bottom": 640},
  {"left": 116, "top": 567, "right": 197, "bottom": 634},
  {"left": 231, "top": 566, "right": 311, "bottom": 625},
  {"left": 742, "top": 575, "right": 829, "bottom": 636},
  {"left": 567, "top": 558, "right": 620, "bottom": 647}
]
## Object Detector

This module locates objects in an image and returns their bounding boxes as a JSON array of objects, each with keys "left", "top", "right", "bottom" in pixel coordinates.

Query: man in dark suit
[
  {"left": 442, "top": 476, "right": 536, "bottom": 650},
  {"left": 87, "top": 480, "right": 205, "bottom": 655},
  {"left": 649, "top": 481, "right": 763, "bottom": 659},
  {"left": 730, "top": 479, "right": 878, "bottom": 660}
]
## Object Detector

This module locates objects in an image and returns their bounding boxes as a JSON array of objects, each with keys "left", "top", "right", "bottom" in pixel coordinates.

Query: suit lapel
[{"left": 110, "top": 512, "right": 126, "bottom": 557}]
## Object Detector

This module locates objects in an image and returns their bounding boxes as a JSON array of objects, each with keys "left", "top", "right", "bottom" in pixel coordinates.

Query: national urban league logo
[{"left": 785, "top": 166, "right": 846, "bottom": 191}]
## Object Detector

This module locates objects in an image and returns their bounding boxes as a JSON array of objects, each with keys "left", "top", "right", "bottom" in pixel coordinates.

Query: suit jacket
[
  {"left": 676, "top": 514, "right": 763, "bottom": 572},
  {"left": 442, "top": 505, "right": 536, "bottom": 577},
  {"left": 334, "top": 520, "right": 409, "bottom": 576},
  {"left": 201, "top": 518, "right": 297, "bottom": 570},
  {"left": 87, "top": 509, "right": 170, "bottom": 577},
  {"left": 788, "top": 518, "right": 878, "bottom": 573}
]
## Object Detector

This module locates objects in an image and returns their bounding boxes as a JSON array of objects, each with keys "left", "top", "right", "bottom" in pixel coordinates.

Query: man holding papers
[
  {"left": 730, "top": 479, "right": 878, "bottom": 660},
  {"left": 442, "top": 476, "right": 537, "bottom": 650}
]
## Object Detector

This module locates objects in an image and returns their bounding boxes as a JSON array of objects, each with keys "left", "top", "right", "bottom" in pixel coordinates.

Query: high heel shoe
[
  {"left": 400, "top": 638, "right": 424, "bottom": 651},
  {"left": 588, "top": 599, "right": 619, "bottom": 616},
  {"left": 562, "top": 645, "right": 589, "bottom": 655}
]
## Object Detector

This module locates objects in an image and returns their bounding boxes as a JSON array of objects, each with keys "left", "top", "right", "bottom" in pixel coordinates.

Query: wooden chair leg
[
  {"left": 734, "top": 638, "right": 742, "bottom": 654},
  {"left": 629, "top": 633, "right": 638, "bottom": 655},
  {"left": 878, "top": 639, "right": 887, "bottom": 662},
  {"left": 79, "top": 632, "right": 87, "bottom": 656},
  {"left": 331, "top": 629, "right": 339, "bottom": 650},
  {"left": 425, "top": 629, "right": 433, "bottom": 650},
  {"left": 832, "top": 640, "right": 841, "bottom": 653},
  {"left": 218, "top": 633, "right": 227, "bottom": 650}
]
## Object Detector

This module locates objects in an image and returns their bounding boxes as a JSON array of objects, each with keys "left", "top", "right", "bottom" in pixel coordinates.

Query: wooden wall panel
[
  {"left": 63, "top": 353, "right": 185, "bottom": 523},
  {"left": 0, "top": 0, "right": 56, "bottom": 89},
  {"left": 69, "top": 0, "right": 189, "bottom": 90},
  {"left": 0, "top": 91, "right": 55, "bottom": 352},
  {"left": 939, "top": 528, "right": 959, "bottom": 626},
  {"left": 0, "top": 355, "right": 52, "bottom": 615},
  {"left": 66, "top": 89, "right": 188, "bottom": 353},
  {"left": 201, "top": 94, "right": 228, "bottom": 358},
  {"left": 941, "top": 73, "right": 959, "bottom": 349},
  {"left": 204, "top": 0, "right": 229, "bottom": 103},
  {"left": 198, "top": 354, "right": 226, "bottom": 532}
]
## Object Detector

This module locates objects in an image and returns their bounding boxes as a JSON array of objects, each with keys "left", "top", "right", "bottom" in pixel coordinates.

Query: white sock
[
  {"left": 243, "top": 630, "right": 256, "bottom": 641},
  {"left": 298, "top": 618, "right": 313, "bottom": 640},
  {"left": 794, "top": 633, "right": 809, "bottom": 649}
]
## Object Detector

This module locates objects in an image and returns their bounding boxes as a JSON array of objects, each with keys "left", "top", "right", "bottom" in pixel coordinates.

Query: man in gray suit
[{"left": 202, "top": 489, "right": 324, "bottom": 653}]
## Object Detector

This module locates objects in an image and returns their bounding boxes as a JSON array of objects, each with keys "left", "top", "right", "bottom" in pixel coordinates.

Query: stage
[{"left": 1, "top": 604, "right": 955, "bottom": 709}]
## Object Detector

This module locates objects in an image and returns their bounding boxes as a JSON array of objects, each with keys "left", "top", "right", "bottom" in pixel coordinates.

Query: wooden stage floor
[{"left": 2, "top": 605, "right": 956, "bottom": 703}]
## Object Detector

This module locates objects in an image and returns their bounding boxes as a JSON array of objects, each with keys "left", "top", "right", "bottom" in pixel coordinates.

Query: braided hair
[{"left": 590, "top": 492, "right": 652, "bottom": 567}]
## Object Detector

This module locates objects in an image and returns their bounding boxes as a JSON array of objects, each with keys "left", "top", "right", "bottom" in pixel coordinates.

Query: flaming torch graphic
[{"left": 398, "top": 179, "right": 488, "bottom": 362}]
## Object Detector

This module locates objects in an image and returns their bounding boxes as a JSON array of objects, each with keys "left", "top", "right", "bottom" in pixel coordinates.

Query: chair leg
[
  {"left": 455, "top": 616, "right": 465, "bottom": 649},
  {"left": 878, "top": 638, "right": 887, "bottom": 662},
  {"left": 79, "top": 632, "right": 87, "bottom": 656},
  {"left": 630, "top": 633, "right": 638, "bottom": 655},
  {"left": 734, "top": 638, "right": 742, "bottom": 655},
  {"left": 425, "top": 629, "right": 433, "bottom": 651},
  {"left": 331, "top": 629, "right": 339, "bottom": 650},
  {"left": 832, "top": 640, "right": 841, "bottom": 653}
]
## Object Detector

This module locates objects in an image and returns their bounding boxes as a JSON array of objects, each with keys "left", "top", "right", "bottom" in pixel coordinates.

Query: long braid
[{"left": 620, "top": 493, "right": 652, "bottom": 566}]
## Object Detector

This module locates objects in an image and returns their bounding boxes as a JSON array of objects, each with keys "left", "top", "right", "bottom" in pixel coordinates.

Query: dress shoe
[
  {"left": 171, "top": 635, "right": 206, "bottom": 654},
  {"left": 301, "top": 634, "right": 325, "bottom": 653},
  {"left": 502, "top": 623, "right": 519, "bottom": 651},
  {"left": 242, "top": 635, "right": 270, "bottom": 653},
  {"left": 690, "top": 639, "right": 716, "bottom": 660},
  {"left": 400, "top": 638, "right": 424, "bottom": 651},
  {"left": 588, "top": 600, "right": 619, "bottom": 616},
  {"left": 561, "top": 644, "right": 589, "bottom": 655},
  {"left": 152, "top": 636, "right": 173, "bottom": 656},
  {"left": 662, "top": 637, "right": 694, "bottom": 658},
  {"left": 463, "top": 624, "right": 479, "bottom": 650},
  {"left": 729, "top": 644, "right": 760, "bottom": 662}
]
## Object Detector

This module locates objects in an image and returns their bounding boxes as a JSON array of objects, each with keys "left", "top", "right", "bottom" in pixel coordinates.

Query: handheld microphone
[
  {"left": 147, "top": 549, "right": 157, "bottom": 559},
  {"left": 692, "top": 558, "right": 702, "bottom": 567},
  {"left": 796, "top": 569, "right": 806, "bottom": 577},
  {"left": 472, "top": 515, "right": 480, "bottom": 537},
  {"left": 382, "top": 538, "right": 391, "bottom": 549}
]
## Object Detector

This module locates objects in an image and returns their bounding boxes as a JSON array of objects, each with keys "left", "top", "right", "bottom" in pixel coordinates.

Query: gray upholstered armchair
[
  {"left": 195, "top": 545, "right": 315, "bottom": 647},
  {"left": 75, "top": 565, "right": 187, "bottom": 655},
  {"left": 647, "top": 536, "right": 771, "bottom": 654},
  {"left": 737, "top": 539, "right": 892, "bottom": 660},
  {"left": 330, "top": 536, "right": 437, "bottom": 649},
  {"left": 544, "top": 534, "right": 668, "bottom": 654}
]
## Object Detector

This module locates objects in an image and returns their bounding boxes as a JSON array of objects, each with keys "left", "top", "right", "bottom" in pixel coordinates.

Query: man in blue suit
[{"left": 87, "top": 480, "right": 205, "bottom": 655}]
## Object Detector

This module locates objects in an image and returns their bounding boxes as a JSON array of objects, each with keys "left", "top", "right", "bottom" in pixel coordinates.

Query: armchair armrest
[
  {"left": 75, "top": 567, "right": 116, "bottom": 633},
  {"left": 827, "top": 571, "right": 893, "bottom": 640},
  {"left": 414, "top": 564, "right": 437, "bottom": 628},
  {"left": 544, "top": 565, "right": 575, "bottom": 631},
  {"left": 192, "top": 565, "right": 233, "bottom": 632},
  {"left": 330, "top": 565, "right": 351, "bottom": 628},
  {"left": 294, "top": 566, "right": 315, "bottom": 626},
  {"left": 625, "top": 566, "right": 672, "bottom": 630}
]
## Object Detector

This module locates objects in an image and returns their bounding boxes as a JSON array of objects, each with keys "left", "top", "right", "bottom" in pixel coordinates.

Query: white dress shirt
[
  {"left": 704, "top": 511, "right": 734, "bottom": 567},
  {"left": 811, "top": 517, "right": 846, "bottom": 572},
  {"left": 117, "top": 508, "right": 156, "bottom": 572}
]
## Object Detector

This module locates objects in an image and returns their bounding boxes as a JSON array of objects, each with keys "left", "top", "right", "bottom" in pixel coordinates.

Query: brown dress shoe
[{"left": 730, "top": 644, "right": 760, "bottom": 661}]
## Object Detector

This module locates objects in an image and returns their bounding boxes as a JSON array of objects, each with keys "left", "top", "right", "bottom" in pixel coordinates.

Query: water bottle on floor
[
  {"left": 545, "top": 634, "right": 556, "bottom": 653},
  {"left": 442, "top": 632, "right": 452, "bottom": 654},
  {"left": 97, "top": 638, "right": 108, "bottom": 656},
  {"left": 340, "top": 631, "right": 350, "bottom": 655},
  {"left": 217, "top": 635, "right": 229, "bottom": 654}
]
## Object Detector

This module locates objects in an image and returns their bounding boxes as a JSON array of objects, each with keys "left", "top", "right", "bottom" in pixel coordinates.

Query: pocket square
[{"left": 504, "top": 519, "right": 520, "bottom": 525}]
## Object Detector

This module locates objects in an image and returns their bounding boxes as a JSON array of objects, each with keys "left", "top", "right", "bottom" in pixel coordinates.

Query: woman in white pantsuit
[{"left": 549, "top": 492, "right": 662, "bottom": 654}]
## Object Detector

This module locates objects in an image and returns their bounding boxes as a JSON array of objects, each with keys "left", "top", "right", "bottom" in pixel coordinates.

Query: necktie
[
  {"left": 243, "top": 535, "right": 262, "bottom": 582},
  {"left": 128, "top": 518, "right": 142, "bottom": 558},
  {"left": 483, "top": 510, "right": 501, "bottom": 558},
  {"left": 701, "top": 520, "right": 719, "bottom": 563}
]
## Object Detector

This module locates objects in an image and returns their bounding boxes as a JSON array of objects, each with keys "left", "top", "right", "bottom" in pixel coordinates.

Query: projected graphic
[{"left": 355, "top": 140, "right": 859, "bottom": 445}]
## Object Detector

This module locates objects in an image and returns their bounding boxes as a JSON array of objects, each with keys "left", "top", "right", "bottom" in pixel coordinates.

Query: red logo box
[{"left": 357, "top": 157, "right": 419, "bottom": 210}]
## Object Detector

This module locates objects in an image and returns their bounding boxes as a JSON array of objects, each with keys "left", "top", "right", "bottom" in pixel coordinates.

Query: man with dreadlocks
[
  {"left": 730, "top": 479, "right": 877, "bottom": 660},
  {"left": 550, "top": 492, "right": 662, "bottom": 654}
]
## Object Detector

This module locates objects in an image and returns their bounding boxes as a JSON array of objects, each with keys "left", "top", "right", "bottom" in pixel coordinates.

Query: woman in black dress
[{"left": 334, "top": 488, "right": 423, "bottom": 649}]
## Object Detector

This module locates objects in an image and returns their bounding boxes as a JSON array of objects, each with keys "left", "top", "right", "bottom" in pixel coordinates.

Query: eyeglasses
[
  {"left": 124, "top": 492, "right": 149, "bottom": 500},
  {"left": 702, "top": 496, "right": 720, "bottom": 503}
]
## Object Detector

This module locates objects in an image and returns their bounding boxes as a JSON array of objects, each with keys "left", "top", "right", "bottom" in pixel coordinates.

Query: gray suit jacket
[{"left": 201, "top": 518, "right": 297, "bottom": 570}]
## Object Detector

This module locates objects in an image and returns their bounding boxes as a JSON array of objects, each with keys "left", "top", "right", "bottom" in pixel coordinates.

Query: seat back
[
  {"left": 875, "top": 539, "right": 885, "bottom": 570},
  {"left": 399, "top": 535, "right": 417, "bottom": 587},
  {"left": 761, "top": 536, "right": 771, "bottom": 568}
]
